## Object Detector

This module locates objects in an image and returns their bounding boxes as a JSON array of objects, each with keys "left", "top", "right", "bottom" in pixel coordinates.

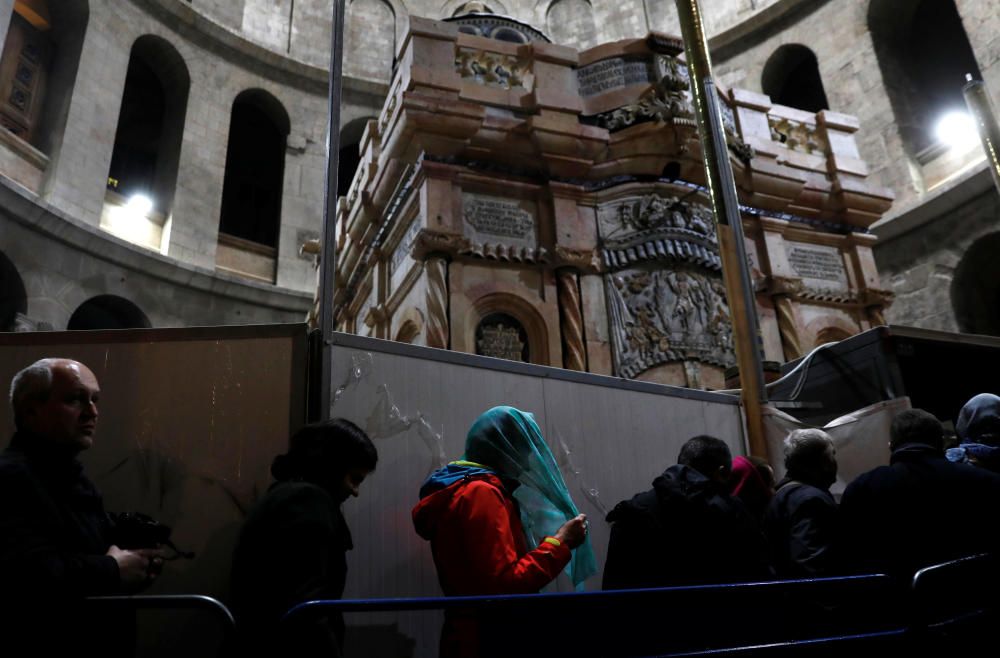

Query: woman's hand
[{"left": 554, "top": 513, "right": 588, "bottom": 549}]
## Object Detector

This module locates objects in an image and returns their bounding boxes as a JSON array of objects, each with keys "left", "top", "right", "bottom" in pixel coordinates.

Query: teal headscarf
[{"left": 463, "top": 406, "right": 597, "bottom": 589}]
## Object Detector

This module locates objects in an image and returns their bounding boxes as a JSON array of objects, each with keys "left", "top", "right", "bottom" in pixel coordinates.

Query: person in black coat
[
  {"left": 230, "top": 418, "right": 377, "bottom": 657},
  {"left": 0, "top": 358, "right": 165, "bottom": 655},
  {"left": 603, "top": 435, "right": 768, "bottom": 590},
  {"left": 840, "top": 408, "right": 1000, "bottom": 579},
  {"left": 763, "top": 428, "right": 839, "bottom": 578}
]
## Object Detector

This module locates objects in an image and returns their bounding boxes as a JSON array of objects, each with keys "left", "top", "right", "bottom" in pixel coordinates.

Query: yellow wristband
[{"left": 543, "top": 537, "right": 562, "bottom": 547}]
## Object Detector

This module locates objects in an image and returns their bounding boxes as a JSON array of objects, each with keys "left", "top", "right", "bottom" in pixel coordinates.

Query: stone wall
[{"left": 0, "top": 182, "right": 311, "bottom": 330}]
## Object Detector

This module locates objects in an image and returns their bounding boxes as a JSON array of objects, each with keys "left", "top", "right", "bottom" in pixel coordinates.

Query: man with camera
[{"left": 0, "top": 358, "right": 166, "bottom": 654}]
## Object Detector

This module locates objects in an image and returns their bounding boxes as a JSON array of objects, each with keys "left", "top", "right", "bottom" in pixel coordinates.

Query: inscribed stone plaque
[
  {"left": 786, "top": 243, "right": 848, "bottom": 290},
  {"left": 462, "top": 194, "right": 537, "bottom": 249},
  {"left": 475, "top": 314, "right": 528, "bottom": 362},
  {"left": 390, "top": 217, "right": 421, "bottom": 288},
  {"left": 577, "top": 58, "right": 653, "bottom": 97}
]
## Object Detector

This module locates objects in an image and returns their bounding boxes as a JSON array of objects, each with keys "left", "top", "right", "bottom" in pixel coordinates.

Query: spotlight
[
  {"left": 126, "top": 194, "right": 154, "bottom": 216},
  {"left": 935, "top": 111, "right": 979, "bottom": 152}
]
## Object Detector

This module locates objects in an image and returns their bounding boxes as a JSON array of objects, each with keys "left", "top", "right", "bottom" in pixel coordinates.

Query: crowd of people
[{"left": 2, "top": 356, "right": 999, "bottom": 656}]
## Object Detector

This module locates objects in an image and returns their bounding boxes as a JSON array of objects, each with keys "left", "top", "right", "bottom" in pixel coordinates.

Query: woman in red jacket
[{"left": 412, "top": 406, "right": 594, "bottom": 657}]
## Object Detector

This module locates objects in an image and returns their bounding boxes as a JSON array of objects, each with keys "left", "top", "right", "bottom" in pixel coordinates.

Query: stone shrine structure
[{"left": 332, "top": 13, "right": 894, "bottom": 389}]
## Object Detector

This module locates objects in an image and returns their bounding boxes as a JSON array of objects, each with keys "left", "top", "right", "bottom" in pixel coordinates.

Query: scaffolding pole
[
  {"left": 674, "top": 0, "right": 769, "bottom": 457},
  {"left": 317, "top": 0, "right": 348, "bottom": 422}
]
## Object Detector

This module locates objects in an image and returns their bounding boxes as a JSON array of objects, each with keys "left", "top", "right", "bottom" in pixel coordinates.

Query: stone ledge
[
  {"left": 709, "top": 0, "right": 829, "bottom": 59},
  {"left": 0, "top": 177, "right": 312, "bottom": 313},
  {"left": 870, "top": 162, "right": 993, "bottom": 244}
]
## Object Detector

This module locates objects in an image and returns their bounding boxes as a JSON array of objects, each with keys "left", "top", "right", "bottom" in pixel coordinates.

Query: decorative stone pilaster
[
  {"left": 767, "top": 276, "right": 805, "bottom": 361},
  {"left": 425, "top": 254, "right": 450, "bottom": 349},
  {"left": 557, "top": 268, "right": 587, "bottom": 371}
]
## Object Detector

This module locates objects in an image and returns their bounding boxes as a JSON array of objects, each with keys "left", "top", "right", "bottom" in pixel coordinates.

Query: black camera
[{"left": 107, "top": 512, "right": 195, "bottom": 559}]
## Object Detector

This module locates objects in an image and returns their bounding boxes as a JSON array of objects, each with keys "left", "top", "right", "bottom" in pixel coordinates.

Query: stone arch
[
  {"left": 444, "top": 0, "right": 510, "bottom": 18},
  {"left": 219, "top": 89, "right": 290, "bottom": 249},
  {"left": 67, "top": 295, "right": 151, "bottom": 330},
  {"left": 0, "top": 0, "right": 88, "bottom": 154},
  {"left": 467, "top": 292, "right": 549, "bottom": 365},
  {"left": 868, "top": 0, "right": 982, "bottom": 161},
  {"left": 393, "top": 306, "right": 424, "bottom": 344},
  {"left": 952, "top": 232, "right": 1000, "bottom": 336},
  {"left": 338, "top": 116, "right": 376, "bottom": 199},
  {"left": 761, "top": 44, "right": 829, "bottom": 113},
  {"left": 0, "top": 249, "right": 27, "bottom": 331},
  {"left": 804, "top": 314, "right": 859, "bottom": 351},
  {"left": 107, "top": 34, "right": 190, "bottom": 218},
  {"left": 345, "top": 0, "right": 395, "bottom": 83},
  {"left": 545, "top": 0, "right": 597, "bottom": 49}
]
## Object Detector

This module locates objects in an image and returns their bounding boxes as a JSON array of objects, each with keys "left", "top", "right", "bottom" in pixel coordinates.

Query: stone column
[
  {"left": 769, "top": 276, "right": 804, "bottom": 362},
  {"left": 424, "top": 254, "right": 450, "bottom": 349},
  {"left": 556, "top": 268, "right": 587, "bottom": 371}
]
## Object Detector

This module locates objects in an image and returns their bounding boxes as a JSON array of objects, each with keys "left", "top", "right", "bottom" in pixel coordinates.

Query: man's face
[{"left": 23, "top": 361, "right": 101, "bottom": 452}]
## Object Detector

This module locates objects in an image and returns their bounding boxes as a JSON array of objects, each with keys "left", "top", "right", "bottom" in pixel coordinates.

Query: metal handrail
[
  {"left": 86, "top": 594, "right": 235, "bottom": 656},
  {"left": 283, "top": 573, "right": 892, "bottom": 620}
]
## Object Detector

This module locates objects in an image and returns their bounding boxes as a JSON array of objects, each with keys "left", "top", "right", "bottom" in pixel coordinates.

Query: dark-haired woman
[{"left": 231, "top": 418, "right": 377, "bottom": 656}]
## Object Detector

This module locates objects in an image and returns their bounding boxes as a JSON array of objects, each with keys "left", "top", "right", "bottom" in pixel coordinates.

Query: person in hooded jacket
[
  {"left": 231, "top": 418, "right": 377, "bottom": 657},
  {"left": 763, "top": 429, "right": 839, "bottom": 578},
  {"left": 412, "top": 406, "right": 593, "bottom": 658},
  {"left": 946, "top": 393, "right": 1000, "bottom": 473},
  {"left": 602, "top": 435, "right": 768, "bottom": 591}
]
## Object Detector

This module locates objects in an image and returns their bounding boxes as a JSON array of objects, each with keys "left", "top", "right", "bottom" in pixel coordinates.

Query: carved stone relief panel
[
  {"left": 606, "top": 265, "right": 735, "bottom": 378},
  {"left": 462, "top": 193, "right": 538, "bottom": 254},
  {"left": 475, "top": 312, "right": 529, "bottom": 362},
  {"left": 785, "top": 242, "right": 848, "bottom": 292}
]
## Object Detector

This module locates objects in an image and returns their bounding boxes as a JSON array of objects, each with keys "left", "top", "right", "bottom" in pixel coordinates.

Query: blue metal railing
[{"left": 283, "top": 574, "right": 905, "bottom": 656}]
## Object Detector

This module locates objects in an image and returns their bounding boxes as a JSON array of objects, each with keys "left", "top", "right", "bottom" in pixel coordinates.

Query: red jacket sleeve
[{"left": 453, "top": 480, "right": 570, "bottom": 594}]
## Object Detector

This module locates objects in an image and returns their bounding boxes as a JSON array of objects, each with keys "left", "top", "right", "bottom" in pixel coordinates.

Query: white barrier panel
[{"left": 327, "top": 333, "right": 746, "bottom": 656}]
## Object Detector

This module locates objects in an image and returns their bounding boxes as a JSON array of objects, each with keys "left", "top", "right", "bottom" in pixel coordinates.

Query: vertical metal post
[
  {"left": 964, "top": 74, "right": 1000, "bottom": 197},
  {"left": 317, "top": 0, "right": 348, "bottom": 422},
  {"left": 674, "top": 0, "right": 768, "bottom": 457}
]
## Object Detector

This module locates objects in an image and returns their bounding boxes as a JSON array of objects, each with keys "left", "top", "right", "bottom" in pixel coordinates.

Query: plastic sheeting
[{"left": 762, "top": 397, "right": 912, "bottom": 496}]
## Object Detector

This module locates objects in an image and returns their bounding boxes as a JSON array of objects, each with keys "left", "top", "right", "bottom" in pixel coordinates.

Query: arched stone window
[
  {"left": 475, "top": 312, "right": 530, "bottom": 362},
  {"left": 869, "top": 0, "right": 983, "bottom": 161},
  {"left": 952, "top": 233, "right": 1000, "bottom": 337},
  {"left": 761, "top": 44, "right": 829, "bottom": 113},
  {"left": 344, "top": 0, "right": 395, "bottom": 83},
  {"left": 338, "top": 116, "right": 374, "bottom": 201},
  {"left": 0, "top": 250, "right": 27, "bottom": 331},
  {"left": 219, "top": 89, "right": 290, "bottom": 251},
  {"left": 106, "top": 35, "right": 190, "bottom": 220},
  {"left": 67, "top": 295, "right": 151, "bottom": 330},
  {"left": 0, "top": 0, "right": 88, "bottom": 152},
  {"left": 546, "top": 0, "right": 598, "bottom": 50}
]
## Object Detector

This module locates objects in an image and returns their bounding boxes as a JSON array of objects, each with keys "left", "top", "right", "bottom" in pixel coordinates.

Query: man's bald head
[{"left": 10, "top": 359, "right": 101, "bottom": 452}]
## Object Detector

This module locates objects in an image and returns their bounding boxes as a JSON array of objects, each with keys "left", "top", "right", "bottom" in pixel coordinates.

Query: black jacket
[
  {"left": 840, "top": 443, "right": 1000, "bottom": 578},
  {"left": 763, "top": 478, "right": 838, "bottom": 578},
  {"left": 603, "top": 464, "right": 768, "bottom": 590},
  {"left": 231, "top": 480, "right": 352, "bottom": 657},
  {"left": 0, "top": 431, "right": 125, "bottom": 654}
]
